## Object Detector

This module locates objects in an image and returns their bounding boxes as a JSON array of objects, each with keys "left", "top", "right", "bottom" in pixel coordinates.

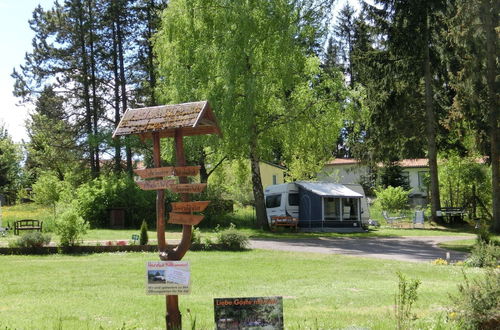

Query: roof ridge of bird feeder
[{"left": 112, "top": 100, "right": 221, "bottom": 140}]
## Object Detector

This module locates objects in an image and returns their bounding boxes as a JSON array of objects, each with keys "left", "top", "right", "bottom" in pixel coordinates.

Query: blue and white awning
[{"left": 296, "top": 182, "right": 362, "bottom": 198}]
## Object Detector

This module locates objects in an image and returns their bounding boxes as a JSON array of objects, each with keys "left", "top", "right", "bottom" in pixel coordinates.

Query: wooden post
[
  {"left": 165, "top": 129, "right": 193, "bottom": 329},
  {"left": 152, "top": 132, "right": 166, "bottom": 253}
]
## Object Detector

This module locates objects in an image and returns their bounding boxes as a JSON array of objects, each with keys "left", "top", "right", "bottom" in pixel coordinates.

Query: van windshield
[
  {"left": 288, "top": 193, "right": 299, "bottom": 206},
  {"left": 265, "top": 194, "right": 281, "bottom": 208}
]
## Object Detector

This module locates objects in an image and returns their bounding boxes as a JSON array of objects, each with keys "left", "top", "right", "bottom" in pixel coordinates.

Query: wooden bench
[
  {"left": 270, "top": 216, "right": 298, "bottom": 232},
  {"left": 437, "top": 207, "right": 465, "bottom": 223},
  {"left": 14, "top": 219, "right": 43, "bottom": 235}
]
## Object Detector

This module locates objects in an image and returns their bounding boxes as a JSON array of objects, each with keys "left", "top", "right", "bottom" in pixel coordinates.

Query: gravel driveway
[{"left": 250, "top": 236, "right": 472, "bottom": 263}]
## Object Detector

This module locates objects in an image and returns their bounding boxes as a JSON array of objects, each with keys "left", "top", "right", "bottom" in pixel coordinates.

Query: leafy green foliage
[
  {"left": 55, "top": 208, "right": 89, "bottom": 247},
  {"left": 0, "top": 126, "right": 22, "bottom": 204},
  {"left": 375, "top": 186, "right": 410, "bottom": 212},
  {"left": 378, "top": 162, "right": 410, "bottom": 190},
  {"left": 74, "top": 174, "right": 157, "bottom": 228},
  {"left": 9, "top": 232, "right": 51, "bottom": 248},
  {"left": 439, "top": 155, "right": 491, "bottom": 220},
  {"left": 394, "top": 272, "right": 421, "bottom": 330},
  {"left": 139, "top": 220, "right": 148, "bottom": 246},
  {"left": 215, "top": 223, "right": 249, "bottom": 251},
  {"left": 464, "top": 241, "right": 500, "bottom": 268},
  {"left": 450, "top": 270, "right": 500, "bottom": 329}
]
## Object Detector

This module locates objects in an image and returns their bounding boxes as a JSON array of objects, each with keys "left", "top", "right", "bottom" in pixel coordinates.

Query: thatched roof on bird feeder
[{"left": 112, "top": 101, "right": 221, "bottom": 139}]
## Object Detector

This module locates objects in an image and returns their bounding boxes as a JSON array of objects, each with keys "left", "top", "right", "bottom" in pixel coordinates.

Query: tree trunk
[
  {"left": 482, "top": 0, "right": 500, "bottom": 233},
  {"left": 145, "top": 0, "right": 157, "bottom": 106},
  {"left": 424, "top": 11, "right": 441, "bottom": 223},
  {"left": 88, "top": 0, "right": 100, "bottom": 175},
  {"left": 112, "top": 22, "right": 122, "bottom": 173},
  {"left": 249, "top": 136, "right": 269, "bottom": 230},
  {"left": 116, "top": 3, "right": 133, "bottom": 174},
  {"left": 76, "top": 0, "right": 97, "bottom": 178}
]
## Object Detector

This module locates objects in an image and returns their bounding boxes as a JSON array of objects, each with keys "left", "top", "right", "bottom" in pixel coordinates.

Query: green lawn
[{"left": 0, "top": 250, "right": 481, "bottom": 329}]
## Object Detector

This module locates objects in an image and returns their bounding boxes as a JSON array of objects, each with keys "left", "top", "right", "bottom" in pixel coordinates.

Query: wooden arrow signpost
[{"left": 113, "top": 101, "right": 221, "bottom": 330}]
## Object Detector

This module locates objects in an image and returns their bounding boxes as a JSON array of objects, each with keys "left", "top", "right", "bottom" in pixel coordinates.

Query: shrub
[
  {"left": 375, "top": 186, "right": 410, "bottom": 213},
  {"left": 394, "top": 272, "right": 421, "bottom": 330},
  {"left": 191, "top": 226, "right": 201, "bottom": 245},
  {"left": 215, "top": 223, "right": 249, "bottom": 250},
  {"left": 9, "top": 232, "right": 51, "bottom": 248},
  {"left": 464, "top": 241, "right": 500, "bottom": 268},
  {"left": 449, "top": 269, "right": 500, "bottom": 329},
  {"left": 75, "top": 174, "right": 160, "bottom": 228},
  {"left": 140, "top": 219, "right": 149, "bottom": 245},
  {"left": 55, "top": 208, "right": 89, "bottom": 247}
]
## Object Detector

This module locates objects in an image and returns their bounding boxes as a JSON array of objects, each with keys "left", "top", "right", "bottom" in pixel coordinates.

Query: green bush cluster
[
  {"left": 9, "top": 232, "right": 51, "bottom": 248},
  {"left": 375, "top": 186, "right": 410, "bottom": 213},
  {"left": 55, "top": 208, "right": 89, "bottom": 247},
  {"left": 465, "top": 241, "right": 500, "bottom": 268},
  {"left": 139, "top": 219, "right": 148, "bottom": 245},
  {"left": 74, "top": 174, "right": 158, "bottom": 228},
  {"left": 215, "top": 223, "right": 249, "bottom": 250},
  {"left": 450, "top": 270, "right": 500, "bottom": 329}
]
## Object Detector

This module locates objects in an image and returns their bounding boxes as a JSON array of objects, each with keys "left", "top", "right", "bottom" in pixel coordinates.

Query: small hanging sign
[
  {"left": 170, "top": 183, "right": 207, "bottom": 194},
  {"left": 136, "top": 179, "right": 176, "bottom": 191},
  {"left": 134, "top": 166, "right": 200, "bottom": 179},
  {"left": 171, "top": 201, "right": 210, "bottom": 213},
  {"left": 168, "top": 213, "right": 205, "bottom": 225}
]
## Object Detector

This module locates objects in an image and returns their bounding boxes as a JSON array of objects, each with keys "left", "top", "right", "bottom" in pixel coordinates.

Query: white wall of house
[
  {"left": 318, "top": 164, "right": 369, "bottom": 184},
  {"left": 319, "top": 160, "right": 430, "bottom": 205}
]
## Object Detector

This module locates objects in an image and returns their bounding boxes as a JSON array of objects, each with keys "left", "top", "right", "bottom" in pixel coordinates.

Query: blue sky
[
  {"left": 0, "top": 0, "right": 54, "bottom": 142},
  {"left": 0, "top": 0, "right": 360, "bottom": 143}
]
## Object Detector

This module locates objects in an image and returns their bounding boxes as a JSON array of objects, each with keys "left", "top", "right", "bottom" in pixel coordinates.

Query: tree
[
  {"left": 155, "top": 0, "right": 342, "bottom": 228},
  {"left": 26, "top": 86, "right": 81, "bottom": 180},
  {"left": 447, "top": 0, "right": 500, "bottom": 232},
  {"left": 0, "top": 125, "right": 22, "bottom": 204},
  {"left": 355, "top": 0, "right": 454, "bottom": 222}
]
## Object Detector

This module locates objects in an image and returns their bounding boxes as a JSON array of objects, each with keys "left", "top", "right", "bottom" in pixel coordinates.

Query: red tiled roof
[{"left": 326, "top": 158, "right": 429, "bottom": 168}]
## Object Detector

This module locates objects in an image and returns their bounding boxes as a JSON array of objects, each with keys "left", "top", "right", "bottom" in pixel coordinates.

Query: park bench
[
  {"left": 270, "top": 216, "right": 298, "bottom": 232},
  {"left": 14, "top": 219, "right": 43, "bottom": 235},
  {"left": 437, "top": 207, "right": 465, "bottom": 223}
]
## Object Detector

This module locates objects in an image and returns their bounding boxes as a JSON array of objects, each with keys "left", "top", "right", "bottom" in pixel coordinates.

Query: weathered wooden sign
[
  {"left": 137, "top": 179, "right": 176, "bottom": 191},
  {"left": 170, "top": 183, "right": 207, "bottom": 194},
  {"left": 171, "top": 201, "right": 210, "bottom": 213},
  {"left": 168, "top": 213, "right": 205, "bottom": 225},
  {"left": 134, "top": 166, "right": 200, "bottom": 179}
]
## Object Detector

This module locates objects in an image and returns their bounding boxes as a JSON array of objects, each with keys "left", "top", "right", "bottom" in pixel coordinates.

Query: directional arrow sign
[
  {"left": 134, "top": 166, "right": 200, "bottom": 179},
  {"left": 136, "top": 179, "right": 175, "bottom": 191},
  {"left": 168, "top": 213, "right": 205, "bottom": 225},
  {"left": 171, "top": 201, "right": 210, "bottom": 213},
  {"left": 170, "top": 183, "right": 207, "bottom": 194}
]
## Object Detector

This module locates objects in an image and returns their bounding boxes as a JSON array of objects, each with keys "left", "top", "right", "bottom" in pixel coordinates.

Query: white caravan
[
  {"left": 264, "top": 183, "right": 300, "bottom": 224},
  {"left": 264, "top": 182, "right": 370, "bottom": 228}
]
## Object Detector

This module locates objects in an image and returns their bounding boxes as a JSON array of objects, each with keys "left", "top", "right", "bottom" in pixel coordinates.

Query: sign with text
[
  {"left": 170, "top": 183, "right": 207, "bottom": 194},
  {"left": 214, "top": 296, "right": 283, "bottom": 330},
  {"left": 146, "top": 261, "right": 191, "bottom": 295},
  {"left": 171, "top": 201, "right": 210, "bottom": 213},
  {"left": 136, "top": 179, "right": 175, "bottom": 191},
  {"left": 168, "top": 213, "right": 204, "bottom": 225},
  {"left": 134, "top": 166, "right": 200, "bottom": 179}
]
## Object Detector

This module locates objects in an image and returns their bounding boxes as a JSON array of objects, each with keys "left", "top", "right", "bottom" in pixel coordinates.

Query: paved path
[{"left": 250, "top": 236, "right": 472, "bottom": 263}]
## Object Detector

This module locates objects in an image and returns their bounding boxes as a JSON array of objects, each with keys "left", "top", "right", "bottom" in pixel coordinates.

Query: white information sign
[{"left": 146, "top": 261, "right": 191, "bottom": 295}]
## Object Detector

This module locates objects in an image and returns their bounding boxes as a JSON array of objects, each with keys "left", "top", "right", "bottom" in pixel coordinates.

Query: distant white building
[{"left": 318, "top": 158, "right": 430, "bottom": 205}]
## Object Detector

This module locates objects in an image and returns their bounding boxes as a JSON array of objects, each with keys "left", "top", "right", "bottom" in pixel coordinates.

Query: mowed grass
[{"left": 0, "top": 250, "right": 482, "bottom": 329}]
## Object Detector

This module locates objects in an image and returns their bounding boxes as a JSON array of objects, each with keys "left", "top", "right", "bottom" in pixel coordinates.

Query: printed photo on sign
[
  {"left": 214, "top": 296, "right": 283, "bottom": 330},
  {"left": 146, "top": 261, "right": 191, "bottom": 295}
]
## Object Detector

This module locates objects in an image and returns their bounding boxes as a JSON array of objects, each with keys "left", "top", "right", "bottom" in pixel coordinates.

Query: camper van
[{"left": 264, "top": 182, "right": 370, "bottom": 229}]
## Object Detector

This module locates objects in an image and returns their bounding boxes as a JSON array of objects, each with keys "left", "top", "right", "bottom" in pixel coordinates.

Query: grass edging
[{"left": 0, "top": 243, "right": 247, "bottom": 255}]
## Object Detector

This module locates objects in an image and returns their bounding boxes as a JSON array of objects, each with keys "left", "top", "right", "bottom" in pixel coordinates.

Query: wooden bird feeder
[{"left": 113, "top": 100, "right": 221, "bottom": 329}]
